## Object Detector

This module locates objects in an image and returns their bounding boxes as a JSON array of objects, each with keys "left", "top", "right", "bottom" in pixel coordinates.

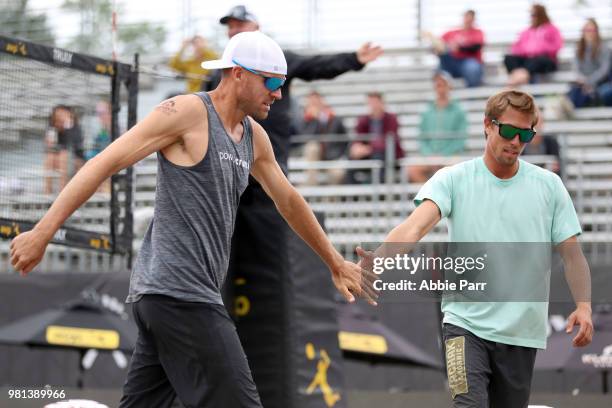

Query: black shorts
[
  {"left": 503, "top": 54, "right": 557, "bottom": 76},
  {"left": 443, "top": 323, "right": 537, "bottom": 408},
  {"left": 119, "top": 295, "right": 262, "bottom": 408}
]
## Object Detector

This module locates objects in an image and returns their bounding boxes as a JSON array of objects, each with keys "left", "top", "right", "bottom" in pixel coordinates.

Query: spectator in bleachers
[
  {"left": 169, "top": 35, "right": 218, "bottom": 93},
  {"left": 347, "top": 92, "right": 404, "bottom": 184},
  {"left": 568, "top": 18, "right": 612, "bottom": 108},
  {"left": 424, "top": 9, "right": 485, "bottom": 88},
  {"left": 300, "top": 91, "right": 348, "bottom": 185},
  {"left": 44, "top": 105, "right": 85, "bottom": 194},
  {"left": 85, "top": 100, "right": 111, "bottom": 160},
  {"left": 408, "top": 71, "right": 467, "bottom": 183},
  {"left": 85, "top": 100, "right": 113, "bottom": 193},
  {"left": 504, "top": 4, "right": 563, "bottom": 86},
  {"left": 522, "top": 115, "right": 561, "bottom": 175}
]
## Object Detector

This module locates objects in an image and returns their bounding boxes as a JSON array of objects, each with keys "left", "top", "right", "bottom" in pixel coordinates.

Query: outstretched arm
[
  {"left": 356, "top": 199, "right": 441, "bottom": 266},
  {"left": 10, "top": 95, "right": 205, "bottom": 275},
  {"left": 287, "top": 43, "right": 382, "bottom": 81},
  {"left": 249, "top": 119, "right": 377, "bottom": 305}
]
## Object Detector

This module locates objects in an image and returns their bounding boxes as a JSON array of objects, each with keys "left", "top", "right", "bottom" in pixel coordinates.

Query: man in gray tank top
[{"left": 10, "top": 31, "right": 377, "bottom": 407}]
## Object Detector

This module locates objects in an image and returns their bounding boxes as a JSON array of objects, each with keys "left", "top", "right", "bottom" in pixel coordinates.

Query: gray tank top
[{"left": 127, "top": 92, "right": 254, "bottom": 304}]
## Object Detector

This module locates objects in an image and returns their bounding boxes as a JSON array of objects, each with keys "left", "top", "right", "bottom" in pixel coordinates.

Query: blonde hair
[{"left": 485, "top": 90, "right": 539, "bottom": 127}]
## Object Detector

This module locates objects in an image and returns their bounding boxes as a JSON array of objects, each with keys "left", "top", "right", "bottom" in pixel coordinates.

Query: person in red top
[
  {"left": 427, "top": 10, "right": 485, "bottom": 87},
  {"left": 504, "top": 4, "right": 563, "bottom": 86},
  {"left": 347, "top": 92, "right": 404, "bottom": 183}
]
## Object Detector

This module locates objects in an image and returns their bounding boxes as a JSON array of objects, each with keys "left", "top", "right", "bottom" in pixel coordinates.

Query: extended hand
[
  {"left": 10, "top": 230, "right": 48, "bottom": 276},
  {"left": 331, "top": 256, "right": 379, "bottom": 306},
  {"left": 566, "top": 305, "right": 594, "bottom": 347},
  {"left": 356, "top": 42, "right": 383, "bottom": 65}
]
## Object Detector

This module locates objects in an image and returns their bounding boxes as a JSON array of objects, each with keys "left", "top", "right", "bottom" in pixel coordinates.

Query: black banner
[
  {"left": 0, "top": 35, "right": 132, "bottom": 79},
  {"left": 0, "top": 218, "right": 116, "bottom": 253}
]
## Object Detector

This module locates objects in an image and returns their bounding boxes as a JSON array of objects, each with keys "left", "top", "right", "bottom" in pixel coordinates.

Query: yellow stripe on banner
[
  {"left": 338, "top": 331, "right": 388, "bottom": 354},
  {"left": 46, "top": 325, "right": 120, "bottom": 349}
]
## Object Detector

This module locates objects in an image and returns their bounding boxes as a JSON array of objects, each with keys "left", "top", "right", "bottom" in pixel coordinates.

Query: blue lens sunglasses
[{"left": 232, "top": 59, "right": 285, "bottom": 92}]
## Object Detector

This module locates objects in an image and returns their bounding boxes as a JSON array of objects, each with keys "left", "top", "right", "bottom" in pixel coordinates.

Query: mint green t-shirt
[{"left": 414, "top": 157, "right": 582, "bottom": 349}]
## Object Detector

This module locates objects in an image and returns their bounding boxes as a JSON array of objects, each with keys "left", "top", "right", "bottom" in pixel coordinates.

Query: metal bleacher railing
[{"left": 288, "top": 130, "right": 592, "bottom": 259}]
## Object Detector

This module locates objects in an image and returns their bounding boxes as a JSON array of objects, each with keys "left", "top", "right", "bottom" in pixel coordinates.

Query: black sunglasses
[{"left": 491, "top": 119, "right": 536, "bottom": 143}]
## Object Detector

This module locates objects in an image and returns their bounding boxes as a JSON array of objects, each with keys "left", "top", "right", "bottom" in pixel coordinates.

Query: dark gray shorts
[
  {"left": 442, "top": 323, "right": 537, "bottom": 408},
  {"left": 119, "top": 295, "right": 262, "bottom": 408}
]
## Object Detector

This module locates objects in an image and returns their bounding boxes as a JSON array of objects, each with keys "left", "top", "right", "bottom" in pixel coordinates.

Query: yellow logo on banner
[
  {"left": 0, "top": 222, "right": 20, "bottom": 237},
  {"left": 338, "top": 331, "right": 388, "bottom": 354},
  {"left": 234, "top": 277, "right": 251, "bottom": 317},
  {"left": 46, "top": 325, "right": 120, "bottom": 349},
  {"left": 6, "top": 42, "right": 27, "bottom": 56},
  {"left": 90, "top": 235, "right": 110, "bottom": 250},
  {"left": 95, "top": 63, "right": 114, "bottom": 75},
  {"left": 305, "top": 343, "right": 341, "bottom": 407}
]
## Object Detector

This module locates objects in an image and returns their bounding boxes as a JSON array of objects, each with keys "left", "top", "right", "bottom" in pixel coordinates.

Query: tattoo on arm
[{"left": 156, "top": 99, "right": 178, "bottom": 116}]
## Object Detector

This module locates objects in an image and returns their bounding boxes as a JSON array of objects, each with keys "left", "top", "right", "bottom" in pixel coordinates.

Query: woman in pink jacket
[{"left": 504, "top": 4, "right": 563, "bottom": 86}]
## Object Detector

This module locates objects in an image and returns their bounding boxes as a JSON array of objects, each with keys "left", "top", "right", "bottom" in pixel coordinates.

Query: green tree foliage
[
  {"left": 61, "top": 0, "right": 167, "bottom": 58},
  {"left": 0, "top": 0, "right": 56, "bottom": 45}
]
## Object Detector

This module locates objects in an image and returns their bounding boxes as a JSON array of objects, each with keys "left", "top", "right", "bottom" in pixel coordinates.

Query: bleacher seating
[
  {"left": 2, "top": 44, "right": 612, "bottom": 270},
  {"left": 287, "top": 49, "right": 612, "bottom": 258}
]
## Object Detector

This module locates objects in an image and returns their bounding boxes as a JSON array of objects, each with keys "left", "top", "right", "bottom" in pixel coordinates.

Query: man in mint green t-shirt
[{"left": 369, "top": 90, "right": 593, "bottom": 407}]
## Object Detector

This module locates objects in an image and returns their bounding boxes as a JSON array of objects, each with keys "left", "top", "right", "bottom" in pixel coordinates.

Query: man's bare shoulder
[{"left": 154, "top": 94, "right": 207, "bottom": 122}]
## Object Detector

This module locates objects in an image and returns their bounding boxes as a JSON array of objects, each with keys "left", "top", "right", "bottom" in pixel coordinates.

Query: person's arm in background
[
  {"left": 168, "top": 39, "right": 191, "bottom": 72},
  {"left": 286, "top": 42, "right": 383, "bottom": 82},
  {"left": 201, "top": 48, "right": 219, "bottom": 64},
  {"left": 249, "top": 118, "right": 377, "bottom": 304},
  {"left": 458, "top": 30, "right": 484, "bottom": 54},
  {"left": 510, "top": 28, "right": 529, "bottom": 56},
  {"left": 441, "top": 30, "right": 458, "bottom": 53}
]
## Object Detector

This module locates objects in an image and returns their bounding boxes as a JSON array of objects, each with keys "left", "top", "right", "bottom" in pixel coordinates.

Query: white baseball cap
[{"left": 202, "top": 31, "right": 287, "bottom": 75}]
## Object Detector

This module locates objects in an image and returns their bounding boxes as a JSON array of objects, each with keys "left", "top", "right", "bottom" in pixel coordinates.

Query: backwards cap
[
  {"left": 202, "top": 31, "right": 287, "bottom": 75},
  {"left": 219, "top": 5, "right": 258, "bottom": 24}
]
